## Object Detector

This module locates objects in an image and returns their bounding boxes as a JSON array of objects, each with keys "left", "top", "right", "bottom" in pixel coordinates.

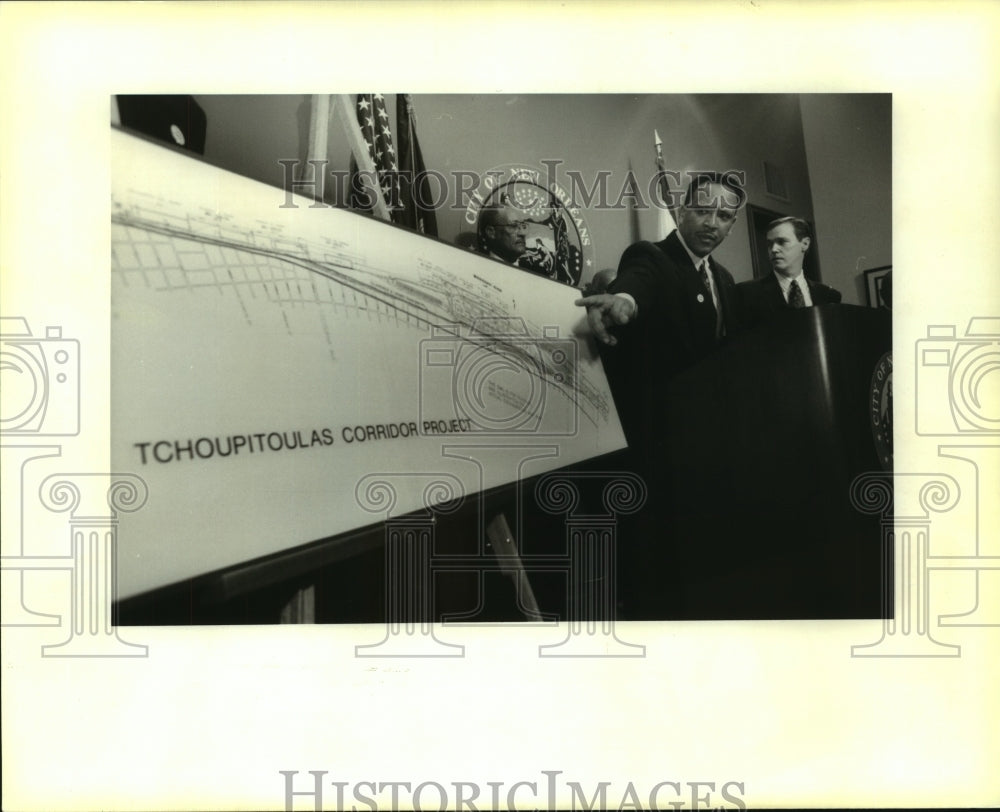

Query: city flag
[{"left": 396, "top": 94, "right": 439, "bottom": 237}]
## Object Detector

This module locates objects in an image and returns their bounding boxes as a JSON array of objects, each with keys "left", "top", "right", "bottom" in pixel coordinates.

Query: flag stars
[{"left": 357, "top": 98, "right": 371, "bottom": 112}]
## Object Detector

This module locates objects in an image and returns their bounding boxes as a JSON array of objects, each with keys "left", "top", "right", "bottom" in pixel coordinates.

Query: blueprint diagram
[{"left": 110, "top": 129, "right": 625, "bottom": 597}]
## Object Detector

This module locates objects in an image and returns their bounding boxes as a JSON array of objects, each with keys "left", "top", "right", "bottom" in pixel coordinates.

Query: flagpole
[
  {"left": 332, "top": 93, "right": 390, "bottom": 221},
  {"left": 305, "top": 94, "right": 330, "bottom": 203},
  {"left": 654, "top": 128, "right": 677, "bottom": 240},
  {"left": 402, "top": 93, "right": 417, "bottom": 230},
  {"left": 401, "top": 94, "right": 416, "bottom": 177}
]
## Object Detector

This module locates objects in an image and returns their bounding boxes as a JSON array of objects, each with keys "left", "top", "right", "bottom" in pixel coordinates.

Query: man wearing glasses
[
  {"left": 478, "top": 198, "right": 573, "bottom": 282},
  {"left": 477, "top": 202, "right": 531, "bottom": 265}
]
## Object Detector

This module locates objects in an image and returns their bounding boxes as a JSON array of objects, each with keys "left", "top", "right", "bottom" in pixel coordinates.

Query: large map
[{"left": 110, "top": 129, "right": 625, "bottom": 598}]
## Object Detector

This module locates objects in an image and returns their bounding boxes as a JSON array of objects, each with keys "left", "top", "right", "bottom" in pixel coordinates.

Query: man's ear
[{"left": 801, "top": 236, "right": 812, "bottom": 252}]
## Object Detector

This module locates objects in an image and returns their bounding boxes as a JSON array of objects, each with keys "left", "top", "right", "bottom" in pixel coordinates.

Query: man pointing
[
  {"left": 575, "top": 172, "right": 744, "bottom": 446},
  {"left": 573, "top": 171, "right": 746, "bottom": 619}
]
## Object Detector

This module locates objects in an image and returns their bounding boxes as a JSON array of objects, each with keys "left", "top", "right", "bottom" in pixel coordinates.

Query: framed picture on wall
[
  {"left": 746, "top": 203, "right": 822, "bottom": 281},
  {"left": 864, "top": 265, "right": 892, "bottom": 309}
]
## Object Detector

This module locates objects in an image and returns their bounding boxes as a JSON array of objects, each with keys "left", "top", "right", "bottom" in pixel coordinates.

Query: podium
[{"left": 620, "top": 304, "right": 892, "bottom": 619}]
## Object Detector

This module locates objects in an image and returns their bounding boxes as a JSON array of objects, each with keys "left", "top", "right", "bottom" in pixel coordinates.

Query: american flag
[{"left": 354, "top": 93, "right": 398, "bottom": 210}]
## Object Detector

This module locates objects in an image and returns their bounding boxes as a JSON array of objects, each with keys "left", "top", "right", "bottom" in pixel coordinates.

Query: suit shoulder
[
  {"left": 617, "top": 240, "right": 672, "bottom": 272},
  {"left": 713, "top": 261, "right": 737, "bottom": 287},
  {"left": 736, "top": 275, "right": 772, "bottom": 291},
  {"left": 619, "top": 240, "right": 661, "bottom": 261},
  {"left": 812, "top": 282, "right": 842, "bottom": 303}
]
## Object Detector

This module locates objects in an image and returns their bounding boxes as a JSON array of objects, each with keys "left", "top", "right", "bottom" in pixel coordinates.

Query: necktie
[
  {"left": 698, "top": 260, "right": 711, "bottom": 294},
  {"left": 699, "top": 260, "right": 724, "bottom": 338},
  {"left": 788, "top": 278, "right": 805, "bottom": 308}
]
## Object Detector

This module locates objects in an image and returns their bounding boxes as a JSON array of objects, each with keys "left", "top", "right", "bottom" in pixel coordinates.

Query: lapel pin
[{"left": 696, "top": 293, "right": 705, "bottom": 303}]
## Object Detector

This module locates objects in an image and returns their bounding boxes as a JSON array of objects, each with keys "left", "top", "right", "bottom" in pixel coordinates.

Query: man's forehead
[
  {"left": 687, "top": 182, "right": 739, "bottom": 211},
  {"left": 767, "top": 222, "right": 797, "bottom": 239}
]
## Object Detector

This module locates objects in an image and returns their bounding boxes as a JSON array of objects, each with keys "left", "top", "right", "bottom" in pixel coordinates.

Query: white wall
[
  {"left": 801, "top": 94, "right": 892, "bottom": 305},
  {"left": 408, "top": 93, "right": 817, "bottom": 283},
  {"left": 183, "top": 94, "right": 889, "bottom": 296}
]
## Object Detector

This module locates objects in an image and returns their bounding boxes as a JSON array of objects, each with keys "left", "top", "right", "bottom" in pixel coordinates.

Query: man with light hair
[{"left": 738, "top": 216, "right": 841, "bottom": 328}]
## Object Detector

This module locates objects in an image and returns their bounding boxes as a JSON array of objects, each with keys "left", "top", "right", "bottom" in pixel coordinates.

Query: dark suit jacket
[
  {"left": 602, "top": 231, "right": 739, "bottom": 456},
  {"left": 737, "top": 272, "right": 841, "bottom": 330}
]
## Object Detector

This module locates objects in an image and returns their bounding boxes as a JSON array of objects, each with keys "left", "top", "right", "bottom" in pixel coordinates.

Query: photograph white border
[{"left": 2, "top": 2, "right": 998, "bottom": 809}]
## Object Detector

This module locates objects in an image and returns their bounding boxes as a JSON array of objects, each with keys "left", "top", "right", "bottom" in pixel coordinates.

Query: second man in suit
[{"left": 738, "top": 216, "right": 840, "bottom": 329}]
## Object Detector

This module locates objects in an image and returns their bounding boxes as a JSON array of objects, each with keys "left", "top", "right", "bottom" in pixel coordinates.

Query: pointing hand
[{"left": 574, "top": 294, "right": 636, "bottom": 346}]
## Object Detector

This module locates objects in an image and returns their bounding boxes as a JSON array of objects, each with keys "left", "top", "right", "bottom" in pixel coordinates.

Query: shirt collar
[{"left": 773, "top": 270, "right": 805, "bottom": 293}]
